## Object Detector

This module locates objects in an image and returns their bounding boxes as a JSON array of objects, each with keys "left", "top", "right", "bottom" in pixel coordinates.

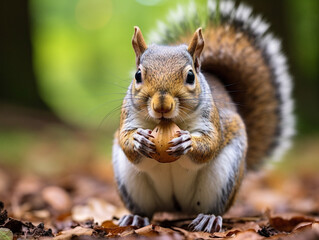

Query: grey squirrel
[{"left": 112, "top": 0, "right": 294, "bottom": 233}]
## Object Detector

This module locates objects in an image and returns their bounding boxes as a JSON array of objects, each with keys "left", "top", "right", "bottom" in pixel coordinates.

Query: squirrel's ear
[
  {"left": 188, "top": 28, "right": 204, "bottom": 72},
  {"left": 132, "top": 26, "right": 147, "bottom": 67}
]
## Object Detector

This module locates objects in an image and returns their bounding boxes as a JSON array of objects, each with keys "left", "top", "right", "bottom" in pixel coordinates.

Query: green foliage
[
  {"left": 29, "top": 0, "right": 319, "bottom": 133},
  {"left": 0, "top": 228, "right": 13, "bottom": 240},
  {"left": 30, "top": 0, "right": 190, "bottom": 128},
  {"left": 214, "top": 0, "right": 220, "bottom": 26},
  {"left": 285, "top": 0, "right": 319, "bottom": 134}
]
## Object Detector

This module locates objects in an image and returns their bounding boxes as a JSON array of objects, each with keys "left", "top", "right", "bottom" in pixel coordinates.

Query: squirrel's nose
[
  {"left": 151, "top": 92, "right": 175, "bottom": 114},
  {"left": 153, "top": 102, "right": 173, "bottom": 113}
]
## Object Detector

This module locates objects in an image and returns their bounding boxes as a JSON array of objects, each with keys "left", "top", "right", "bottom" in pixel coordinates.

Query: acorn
[{"left": 150, "top": 120, "right": 181, "bottom": 163}]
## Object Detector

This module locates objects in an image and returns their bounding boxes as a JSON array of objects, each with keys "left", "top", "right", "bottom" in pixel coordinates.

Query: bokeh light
[{"left": 75, "top": 0, "right": 112, "bottom": 30}]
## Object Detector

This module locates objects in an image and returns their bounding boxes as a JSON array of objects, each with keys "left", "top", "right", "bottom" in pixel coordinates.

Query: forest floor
[{"left": 0, "top": 110, "right": 318, "bottom": 239}]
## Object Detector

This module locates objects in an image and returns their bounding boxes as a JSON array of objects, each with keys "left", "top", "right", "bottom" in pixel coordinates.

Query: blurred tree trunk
[{"left": 0, "top": 0, "right": 49, "bottom": 110}]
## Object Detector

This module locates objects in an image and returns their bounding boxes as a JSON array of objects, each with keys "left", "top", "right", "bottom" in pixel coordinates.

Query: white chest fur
[
  {"left": 138, "top": 155, "right": 204, "bottom": 212},
  {"left": 113, "top": 140, "right": 218, "bottom": 216},
  {"left": 113, "top": 133, "right": 244, "bottom": 217}
]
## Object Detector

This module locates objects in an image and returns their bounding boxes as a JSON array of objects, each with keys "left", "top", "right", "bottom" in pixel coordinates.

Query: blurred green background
[{"left": 0, "top": 0, "right": 318, "bottom": 174}]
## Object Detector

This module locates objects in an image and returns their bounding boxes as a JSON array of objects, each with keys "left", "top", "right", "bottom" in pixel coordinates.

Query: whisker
[
  {"left": 177, "top": 107, "right": 192, "bottom": 123},
  {"left": 98, "top": 106, "right": 122, "bottom": 130}
]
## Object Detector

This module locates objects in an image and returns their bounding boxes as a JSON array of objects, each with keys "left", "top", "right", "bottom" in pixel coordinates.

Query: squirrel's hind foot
[
  {"left": 118, "top": 214, "right": 150, "bottom": 228},
  {"left": 188, "top": 214, "right": 222, "bottom": 233}
]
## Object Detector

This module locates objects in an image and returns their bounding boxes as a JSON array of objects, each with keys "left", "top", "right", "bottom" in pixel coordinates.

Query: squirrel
[{"left": 112, "top": 0, "right": 294, "bottom": 233}]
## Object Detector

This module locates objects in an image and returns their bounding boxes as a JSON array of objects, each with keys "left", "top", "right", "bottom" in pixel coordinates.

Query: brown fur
[
  {"left": 120, "top": 27, "right": 251, "bottom": 168},
  {"left": 115, "top": 26, "right": 258, "bottom": 219},
  {"left": 188, "top": 102, "right": 223, "bottom": 164},
  {"left": 118, "top": 99, "right": 141, "bottom": 163},
  {"left": 204, "top": 26, "right": 278, "bottom": 169},
  {"left": 180, "top": 25, "right": 279, "bottom": 169},
  {"left": 132, "top": 27, "right": 147, "bottom": 66}
]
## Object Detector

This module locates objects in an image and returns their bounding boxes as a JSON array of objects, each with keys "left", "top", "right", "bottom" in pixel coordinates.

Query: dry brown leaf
[
  {"left": 54, "top": 226, "right": 93, "bottom": 240},
  {"left": 55, "top": 212, "right": 72, "bottom": 222},
  {"left": 94, "top": 221, "right": 136, "bottom": 238},
  {"left": 231, "top": 229, "right": 264, "bottom": 240},
  {"left": 293, "top": 221, "right": 319, "bottom": 232},
  {"left": 2, "top": 128, "right": 319, "bottom": 239},
  {"left": 32, "top": 209, "right": 50, "bottom": 219},
  {"left": 42, "top": 186, "right": 72, "bottom": 212},
  {"left": 100, "top": 220, "right": 118, "bottom": 228},
  {"left": 11, "top": 175, "right": 44, "bottom": 219},
  {"left": 212, "top": 224, "right": 261, "bottom": 238},
  {"left": 135, "top": 224, "right": 178, "bottom": 238},
  {"left": 269, "top": 215, "right": 315, "bottom": 232},
  {"left": 135, "top": 225, "right": 160, "bottom": 237},
  {"left": 152, "top": 225, "right": 179, "bottom": 235},
  {"left": 72, "top": 198, "right": 128, "bottom": 224},
  {"left": 212, "top": 229, "right": 240, "bottom": 238},
  {"left": 313, "top": 222, "right": 319, "bottom": 231},
  {"left": 172, "top": 226, "right": 212, "bottom": 239}
]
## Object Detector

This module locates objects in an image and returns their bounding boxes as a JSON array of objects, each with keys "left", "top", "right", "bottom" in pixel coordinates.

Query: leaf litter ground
[{"left": 0, "top": 120, "right": 318, "bottom": 239}]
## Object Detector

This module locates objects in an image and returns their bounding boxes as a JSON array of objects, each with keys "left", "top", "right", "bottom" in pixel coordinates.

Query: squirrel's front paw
[
  {"left": 167, "top": 130, "right": 192, "bottom": 157},
  {"left": 133, "top": 128, "right": 156, "bottom": 158}
]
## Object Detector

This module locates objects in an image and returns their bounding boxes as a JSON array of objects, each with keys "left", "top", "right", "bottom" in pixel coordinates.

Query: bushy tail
[{"left": 148, "top": 0, "right": 294, "bottom": 169}]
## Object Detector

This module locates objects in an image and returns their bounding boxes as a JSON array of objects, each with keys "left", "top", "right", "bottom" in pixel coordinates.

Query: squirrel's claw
[
  {"left": 169, "top": 131, "right": 191, "bottom": 145},
  {"left": 133, "top": 128, "right": 156, "bottom": 158},
  {"left": 188, "top": 214, "right": 222, "bottom": 233},
  {"left": 167, "top": 142, "right": 191, "bottom": 156},
  {"left": 167, "top": 130, "right": 192, "bottom": 156},
  {"left": 136, "top": 128, "right": 154, "bottom": 139},
  {"left": 134, "top": 130, "right": 155, "bottom": 148},
  {"left": 118, "top": 214, "right": 150, "bottom": 228}
]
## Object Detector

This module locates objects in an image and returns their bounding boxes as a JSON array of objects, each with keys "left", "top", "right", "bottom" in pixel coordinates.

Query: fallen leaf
[
  {"left": 293, "top": 221, "right": 319, "bottom": 233},
  {"left": 134, "top": 225, "right": 160, "bottom": 237},
  {"left": 42, "top": 186, "right": 72, "bottom": 212},
  {"left": 0, "top": 228, "right": 13, "bottom": 240},
  {"left": 94, "top": 222, "right": 136, "bottom": 237},
  {"left": 72, "top": 198, "right": 128, "bottom": 225},
  {"left": 269, "top": 215, "right": 315, "bottom": 232},
  {"left": 213, "top": 219, "right": 262, "bottom": 238},
  {"left": 54, "top": 226, "right": 93, "bottom": 240},
  {"left": 101, "top": 220, "right": 118, "bottom": 228},
  {"left": 1, "top": 126, "right": 319, "bottom": 239},
  {"left": 151, "top": 225, "right": 178, "bottom": 235},
  {"left": 32, "top": 209, "right": 50, "bottom": 219},
  {"left": 172, "top": 226, "right": 212, "bottom": 239},
  {"left": 231, "top": 229, "right": 264, "bottom": 240},
  {"left": 0, "top": 202, "right": 54, "bottom": 239},
  {"left": 313, "top": 222, "right": 319, "bottom": 232},
  {"left": 225, "top": 229, "right": 241, "bottom": 237},
  {"left": 213, "top": 226, "right": 261, "bottom": 238}
]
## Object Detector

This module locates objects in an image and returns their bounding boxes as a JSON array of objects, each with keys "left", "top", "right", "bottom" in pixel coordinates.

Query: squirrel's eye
[
  {"left": 186, "top": 70, "right": 195, "bottom": 85},
  {"left": 135, "top": 69, "right": 142, "bottom": 84}
]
